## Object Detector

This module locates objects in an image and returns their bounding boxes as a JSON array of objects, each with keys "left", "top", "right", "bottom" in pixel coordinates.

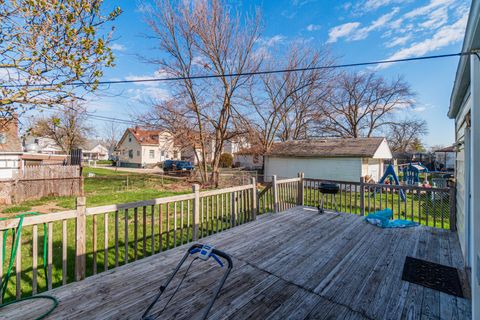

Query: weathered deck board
[{"left": 2, "top": 207, "right": 471, "bottom": 320}]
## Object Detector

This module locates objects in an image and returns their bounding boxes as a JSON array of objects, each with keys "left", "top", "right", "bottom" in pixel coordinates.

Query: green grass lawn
[
  {"left": 1, "top": 167, "right": 191, "bottom": 216},
  {"left": 1, "top": 190, "right": 250, "bottom": 302},
  {"left": 0, "top": 166, "right": 202, "bottom": 301},
  {"left": 302, "top": 186, "right": 451, "bottom": 229}
]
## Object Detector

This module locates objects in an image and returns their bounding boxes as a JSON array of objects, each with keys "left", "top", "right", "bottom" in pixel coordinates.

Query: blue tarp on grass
[{"left": 365, "top": 208, "right": 418, "bottom": 228}]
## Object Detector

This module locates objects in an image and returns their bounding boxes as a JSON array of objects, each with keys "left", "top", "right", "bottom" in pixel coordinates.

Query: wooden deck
[{"left": 3, "top": 207, "right": 471, "bottom": 320}]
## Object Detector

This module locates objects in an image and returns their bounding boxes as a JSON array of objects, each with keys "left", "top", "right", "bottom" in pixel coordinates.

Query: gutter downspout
[{"left": 469, "top": 53, "right": 480, "bottom": 319}]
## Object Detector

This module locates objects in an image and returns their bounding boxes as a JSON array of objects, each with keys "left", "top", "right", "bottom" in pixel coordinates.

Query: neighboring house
[
  {"left": 233, "top": 147, "right": 263, "bottom": 170},
  {"left": 264, "top": 137, "right": 392, "bottom": 182},
  {"left": 81, "top": 140, "right": 109, "bottom": 160},
  {"left": 0, "top": 115, "right": 23, "bottom": 179},
  {"left": 448, "top": 0, "right": 480, "bottom": 315},
  {"left": 223, "top": 137, "right": 251, "bottom": 155},
  {"left": 23, "top": 136, "right": 64, "bottom": 154},
  {"left": 181, "top": 140, "right": 216, "bottom": 165},
  {"left": 434, "top": 145, "right": 455, "bottom": 171},
  {"left": 116, "top": 127, "right": 181, "bottom": 168}
]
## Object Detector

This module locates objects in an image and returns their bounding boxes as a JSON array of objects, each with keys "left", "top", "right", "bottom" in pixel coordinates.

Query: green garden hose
[{"left": 0, "top": 212, "right": 59, "bottom": 319}]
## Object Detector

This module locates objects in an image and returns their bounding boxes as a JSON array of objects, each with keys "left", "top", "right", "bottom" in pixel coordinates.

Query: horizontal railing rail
[
  {"left": 0, "top": 180, "right": 259, "bottom": 303},
  {"left": 0, "top": 172, "right": 456, "bottom": 304},
  {"left": 303, "top": 176, "right": 455, "bottom": 231}
]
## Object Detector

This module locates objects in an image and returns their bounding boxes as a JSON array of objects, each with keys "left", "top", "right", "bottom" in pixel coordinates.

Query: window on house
[
  {"left": 149, "top": 150, "right": 155, "bottom": 159},
  {"left": 137, "top": 150, "right": 140, "bottom": 156},
  {"left": 128, "top": 150, "right": 133, "bottom": 158},
  {"left": 173, "top": 151, "right": 178, "bottom": 159},
  {"left": 161, "top": 151, "right": 165, "bottom": 157}
]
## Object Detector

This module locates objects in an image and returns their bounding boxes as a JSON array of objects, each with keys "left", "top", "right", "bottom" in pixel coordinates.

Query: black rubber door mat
[{"left": 401, "top": 256, "right": 464, "bottom": 298}]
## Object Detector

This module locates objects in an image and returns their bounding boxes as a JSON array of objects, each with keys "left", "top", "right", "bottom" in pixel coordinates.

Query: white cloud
[
  {"left": 306, "top": 24, "right": 321, "bottom": 31},
  {"left": 328, "top": 8, "right": 399, "bottom": 43},
  {"left": 110, "top": 43, "right": 127, "bottom": 52},
  {"left": 356, "top": 0, "right": 412, "bottom": 13},
  {"left": 326, "top": 22, "right": 360, "bottom": 43},
  {"left": 378, "top": 13, "right": 468, "bottom": 69},
  {"left": 350, "top": 8, "right": 400, "bottom": 40},
  {"left": 419, "top": 6, "right": 449, "bottom": 29},
  {"left": 124, "top": 70, "right": 169, "bottom": 87},
  {"left": 257, "top": 35, "right": 286, "bottom": 47},
  {"left": 291, "top": 0, "right": 317, "bottom": 6},
  {"left": 385, "top": 34, "right": 412, "bottom": 47},
  {"left": 127, "top": 87, "right": 170, "bottom": 102},
  {"left": 363, "top": 0, "right": 395, "bottom": 11},
  {"left": 404, "top": 0, "right": 454, "bottom": 19}
]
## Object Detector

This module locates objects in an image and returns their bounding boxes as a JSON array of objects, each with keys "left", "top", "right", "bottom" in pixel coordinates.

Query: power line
[
  {"left": 36, "top": 105, "right": 138, "bottom": 125},
  {"left": 1, "top": 52, "right": 471, "bottom": 89}
]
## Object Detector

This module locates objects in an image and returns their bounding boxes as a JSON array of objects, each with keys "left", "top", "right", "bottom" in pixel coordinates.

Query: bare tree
[
  {"left": 388, "top": 117, "right": 428, "bottom": 153},
  {"left": 143, "top": 0, "right": 261, "bottom": 185},
  {"left": 0, "top": 1, "right": 121, "bottom": 120},
  {"left": 30, "top": 105, "right": 92, "bottom": 153},
  {"left": 317, "top": 72, "right": 415, "bottom": 138},
  {"left": 243, "top": 46, "right": 334, "bottom": 153},
  {"left": 103, "top": 122, "right": 122, "bottom": 155}
]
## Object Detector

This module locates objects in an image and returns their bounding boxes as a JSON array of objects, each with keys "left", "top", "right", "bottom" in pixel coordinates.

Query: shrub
[{"left": 219, "top": 153, "right": 233, "bottom": 168}]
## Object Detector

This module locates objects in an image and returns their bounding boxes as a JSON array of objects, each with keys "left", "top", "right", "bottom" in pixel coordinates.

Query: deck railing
[
  {"left": 0, "top": 174, "right": 455, "bottom": 303},
  {"left": 0, "top": 181, "right": 259, "bottom": 303},
  {"left": 255, "top": 174, "right": 454, "bottom": 231},
  {"left": 302, "top": 177, "right": 455, "bottom": 230}
]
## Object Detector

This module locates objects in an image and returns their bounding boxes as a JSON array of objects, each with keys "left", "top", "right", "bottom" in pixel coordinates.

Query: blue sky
[{"left": 66, "top": 0, "right": 470, "bottom": 148}]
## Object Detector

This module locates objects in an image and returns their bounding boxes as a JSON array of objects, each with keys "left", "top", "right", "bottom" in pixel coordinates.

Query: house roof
[
  {"left": 81, "top": 139, "right": 107, "bottom": 151},
  {"left": 266, "top": 137, "right": 387, "bottom": 158},
  {"left": 434, "top": 145, "right": 456, "bottom": 153},
  {"left": 128, "top": 128, "right": 163, "bottom": 145},
  {"left": 0, "top": 115, "right": 22, "bottom": 153},
  {"left": 448, "top": 0, "right": 479, "bottom": 118}
]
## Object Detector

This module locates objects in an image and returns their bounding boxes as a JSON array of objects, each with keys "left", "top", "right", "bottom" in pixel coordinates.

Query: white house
[
  {"left": 81, "top": 140, "right": 109, "bottom": 160},
  {"left": 448, "top": 0, "right": 480, "bottom": 315},
  {"left": 264, "top": 137, "right": 392, "bottom": 182},
  {"left": 233, "top": 147, "right": 263, "bottom": 170},
  {"left": 23, "top": 136, "right": 63, "bottom": 154},
  {"left": 223, "top": 137, "right": 250, "bottom": 155},
  {"left": 0, "top": 115, "right": 23, "bottom": 179},
  {"left": 434, "top": 145, "right": 455, "bottom": 171},
  {"left": 116, "top": 127, "right": 181, "bottom": 168}
]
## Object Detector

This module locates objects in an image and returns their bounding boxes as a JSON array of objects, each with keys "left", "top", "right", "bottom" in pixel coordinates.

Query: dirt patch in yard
[{"left": 30, "top": 203, "right": 67, "bottom": 213}]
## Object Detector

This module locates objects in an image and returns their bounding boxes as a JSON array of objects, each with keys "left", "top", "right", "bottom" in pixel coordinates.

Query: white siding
[
  {"left": 455, "top": 92, "right": 471, "bottom": 258},
  {"left": 372, "top": 139, "right": 393, "bottom": 159},
  {"left": 234, "top": 154, "right": 263, "bottom": 170},
  {"left": 264, "top": 157, "right": 362, "bottom": 182},
  {"left": 0, "top": 154, "right": 21, "bottom": 179},
  {"left": 366, "top": 159, "right": 383, "bottom": 182},
  {"left": 117, "top": 132, "right": 143, "bottom": 166}
]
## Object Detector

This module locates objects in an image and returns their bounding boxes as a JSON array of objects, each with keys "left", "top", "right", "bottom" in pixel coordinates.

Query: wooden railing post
[
  {"left": 297, "top": 172, "right": 304, "bottom": 206},
  {"left": 449, "top": 185, "right": 456, "bottom": 231},
  {"left": 272, "top": 175, "right": 278, "bottom": 213},
  {"left": 192, "top": 184, "right": 200, "bottom": 241},
  {"left": 75, "top": 196, "right": 86, "bottom": 281},
  {"left": 231, "top": 192, "right": 237, "bottom": 226},
  {"left": 360, "top": 177, "right": 365, "bottom": 216},
  {"left": 251, "top": 177, "right": 257, "bottom": 220}
]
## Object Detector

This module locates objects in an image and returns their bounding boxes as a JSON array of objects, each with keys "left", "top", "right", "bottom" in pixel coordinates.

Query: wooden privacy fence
[
  {"left": 0, "top": 165, "right": 82, "bottom": 204},
  {"left": 0, "top": 179, "right": 260, "bottom": 302}
]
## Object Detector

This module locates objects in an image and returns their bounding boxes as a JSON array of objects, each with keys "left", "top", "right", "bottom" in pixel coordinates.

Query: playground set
[{"left": 374, "top": 162, "right": 431, "bottom": 202}]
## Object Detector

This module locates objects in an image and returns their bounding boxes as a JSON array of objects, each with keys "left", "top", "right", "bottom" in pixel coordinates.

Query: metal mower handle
[{"left": 188, "top": 244, "right": 233, "bottom": 269}]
